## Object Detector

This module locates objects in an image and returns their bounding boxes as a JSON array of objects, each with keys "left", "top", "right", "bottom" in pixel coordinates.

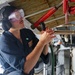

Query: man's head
[{"left": 0, "top": 6, "right": 24, "bottom": 31}]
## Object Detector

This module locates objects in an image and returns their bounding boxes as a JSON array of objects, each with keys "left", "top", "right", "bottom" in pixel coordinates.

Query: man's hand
[{"left": 40, "top": 28, "right": 55, "bottom": 45}]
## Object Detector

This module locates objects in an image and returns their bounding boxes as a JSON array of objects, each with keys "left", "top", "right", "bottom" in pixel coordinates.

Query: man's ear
[{"left": 2, "top": 19, "right": 12, "bottom": 31}]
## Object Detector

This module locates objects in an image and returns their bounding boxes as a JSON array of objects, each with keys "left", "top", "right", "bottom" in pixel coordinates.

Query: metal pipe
[
  {"left": 24, "top": 1, "right": 64, "bottom": 23},
  {"left": 24, "top": 1, "right": 63, "bottom": 19},
  {"left": 33, "top": 1, "right": 63, "bottom": 28},
  {"left": 24, "top": 7, "right": 52, "bottom": 18},
  {"left": 45, "top": 16, "right": 65, "bottom": 24},
  {"left": 55, "top": 24, "right": 75, "bottom": 28},
  {"left": 54, "top": 30, "right": 75, "bottom": 34}
]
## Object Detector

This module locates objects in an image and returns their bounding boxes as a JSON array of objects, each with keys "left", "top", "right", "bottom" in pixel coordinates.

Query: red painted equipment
[
  {"left": 31, "top": 0, "right": 75, "bottom": 28},
  {"left": 69, "top": 6, "right": 75, "bottom": 14},
  {"left": 70, "top": 0, "right": 75, "bottom": 2},
  {"left": 32, "top": 2, "right": 63, "bottom": 28},
  {"left": 63, "top": 0, "right": 69, "bottom": 24},
  {"left": 33, "top": 7, "right": 57, "bottom": 28},
  {"left": 63, "top": 0, "right": 68, "bottom": 14},
  {"left": 69, "top": 0, "right": 75, "bottom": 14}
]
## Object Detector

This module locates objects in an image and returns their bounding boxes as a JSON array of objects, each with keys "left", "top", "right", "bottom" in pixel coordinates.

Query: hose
[
  {"left": 40, "top": 22, "right": 55, "bottom": 75},
  {"left": 49, "top": 44, "right": 55, "bottom": 75}
]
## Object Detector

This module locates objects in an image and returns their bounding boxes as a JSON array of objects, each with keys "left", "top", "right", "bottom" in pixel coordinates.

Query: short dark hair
[{"left": 0, "top": 6, "right": 17, "bottom": 31}]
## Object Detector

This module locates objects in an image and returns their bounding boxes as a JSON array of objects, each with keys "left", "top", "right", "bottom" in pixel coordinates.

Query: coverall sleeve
[
  {"left": 30, "top": 30, "right": 49, "bottom": 64},
  {"left": 0, "top": 37, "right": 26, "bottom": 71}
]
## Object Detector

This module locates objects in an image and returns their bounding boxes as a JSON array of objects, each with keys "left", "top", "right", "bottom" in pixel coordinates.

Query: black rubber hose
[
  {"left": 49, "top": 44, "right": 55, "bottom": 75},
  {"left": 40, "top": 22, "right": 55, "bottom": 75}
]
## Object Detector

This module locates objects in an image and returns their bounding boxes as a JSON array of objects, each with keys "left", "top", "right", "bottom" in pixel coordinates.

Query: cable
[
  {"left": 49, "top": 44, "right": 55, "bottom": 75},
  {"left": 40, "top": 22, "right": 55, "bottom": 75}
]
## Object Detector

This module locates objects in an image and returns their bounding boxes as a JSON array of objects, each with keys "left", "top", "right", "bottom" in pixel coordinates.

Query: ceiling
[{"left": 3, "top": 0, "right": 75, "bottom": 29}]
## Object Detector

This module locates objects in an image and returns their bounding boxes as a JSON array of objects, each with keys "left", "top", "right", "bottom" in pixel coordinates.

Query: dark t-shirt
[{"left": 0, "top": 28, "right": 49, "bottom": 75}]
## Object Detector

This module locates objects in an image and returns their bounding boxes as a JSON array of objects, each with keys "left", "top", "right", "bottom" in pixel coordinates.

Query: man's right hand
[{"left": 39, "top": 28, "right": 55, "bottom": 45}]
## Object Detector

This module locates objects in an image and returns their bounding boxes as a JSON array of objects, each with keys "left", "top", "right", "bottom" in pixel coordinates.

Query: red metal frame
[
  {"left": 70, "top": 0, "right": 75, "bottom": 2},
  {"left": 33, "top": 0, "right": 75, "bottom": 28}
]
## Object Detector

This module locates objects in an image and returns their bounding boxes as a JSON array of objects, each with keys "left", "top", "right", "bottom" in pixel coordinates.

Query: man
[{"left": 0, "top": 6, "right": 55, "bottom": 75}]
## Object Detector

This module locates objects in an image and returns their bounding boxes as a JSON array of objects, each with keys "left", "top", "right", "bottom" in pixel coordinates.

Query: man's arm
[
  {"left": 43, "top": 44, "right": 49, "bottom": 55},
  {"left": 24, "top": 40, "right": 45, "bottom": 74},
  {"left": 24, "top": 29, "right": 55, "bottom": 74}
]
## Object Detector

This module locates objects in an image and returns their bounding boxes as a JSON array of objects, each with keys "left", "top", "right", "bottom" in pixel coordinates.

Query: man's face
[{"left": 9, "top": 9, "right": 25, "bottom": 29}]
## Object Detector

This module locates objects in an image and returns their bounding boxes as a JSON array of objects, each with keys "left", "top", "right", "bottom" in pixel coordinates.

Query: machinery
[
  {"left": 0, "top": 0, "right": 75, "bottom": 75},
  {"left": 31, "top": 0, "right": 75, "bottom": 75}
]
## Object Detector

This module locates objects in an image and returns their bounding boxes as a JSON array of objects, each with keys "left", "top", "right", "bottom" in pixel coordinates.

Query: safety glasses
[{"left": 8, "top": 9, "right": 24, "bottom": 21}]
